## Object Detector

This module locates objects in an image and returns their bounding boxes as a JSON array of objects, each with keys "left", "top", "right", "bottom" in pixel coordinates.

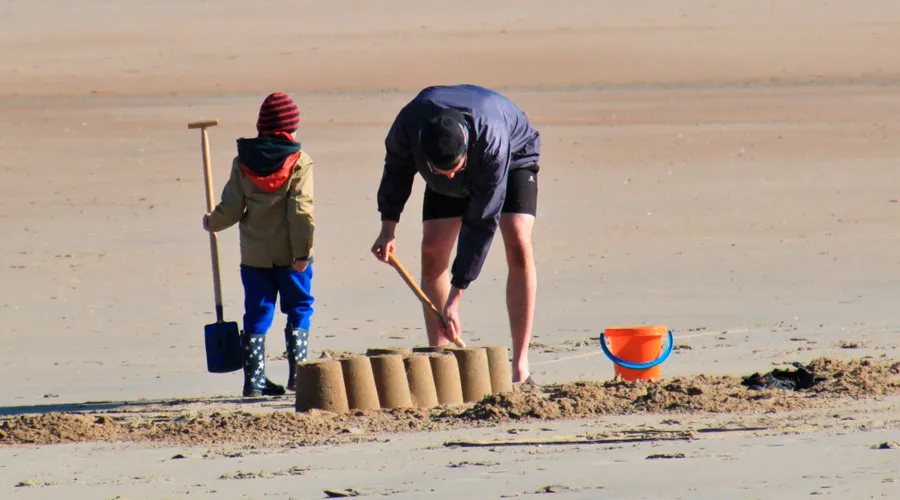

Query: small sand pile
[
  {"left": 0, "top": 414, "right": 127, "bottom": 445},
  {"left": 2, "top": 357, "right": 897, "bottom": 447},
  {"left": 0, "top": 408, "right": 458, "bottom": 447},
  {"left": 804, "top": 357, "right": 900, "bottom": 397},
  {"left": 460, "top": 392, "right": 562, "bottom": 421}
]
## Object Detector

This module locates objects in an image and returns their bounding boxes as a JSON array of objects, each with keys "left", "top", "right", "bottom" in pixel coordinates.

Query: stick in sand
[
  {"left": 443, "top": 432, "right": 694, "bottom": 448},
  {"left": 387, "top": 252, "right": 466, "bottom": 348},
  {"left": 442, "top": 426, "right": 771, "bottom": 448}
]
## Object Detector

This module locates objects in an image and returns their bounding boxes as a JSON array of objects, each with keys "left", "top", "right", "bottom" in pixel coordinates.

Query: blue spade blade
[{"left": 204, "top": 321, "right": 243, "bottom": 373}]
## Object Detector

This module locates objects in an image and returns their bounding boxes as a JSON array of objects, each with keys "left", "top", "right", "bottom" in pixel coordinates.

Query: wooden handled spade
[
  {"left": 387, "top": 252, "right": 466, "bottom": 348},
  {"left": 189, "top": 119, "right": 243, "bottom": 373}
]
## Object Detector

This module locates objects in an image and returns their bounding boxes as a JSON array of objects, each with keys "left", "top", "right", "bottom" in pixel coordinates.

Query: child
[{"left": 203, "top": 92, "right": 315, "bottom": 397}]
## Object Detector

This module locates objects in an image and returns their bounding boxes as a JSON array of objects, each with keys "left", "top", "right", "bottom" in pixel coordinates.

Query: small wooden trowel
[{"left": 387, "top": 252, "right": 466, "bottom": 348}]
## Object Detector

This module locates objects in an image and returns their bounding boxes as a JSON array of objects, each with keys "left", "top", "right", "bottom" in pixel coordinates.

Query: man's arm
[
  {"left": 206, "top": 160, "right": 246, "bottom": 232},
  {"left": 377, "top": 106, "right": 417, "bottom": 223},
  {"left": 449, "top": 129, "right": 510, "bottom": 290},
  {"left": 287, "top": 153, "right": 315, "bottom": 261}
]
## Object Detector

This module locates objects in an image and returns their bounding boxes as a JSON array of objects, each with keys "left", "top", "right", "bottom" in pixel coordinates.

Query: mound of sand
[
  {"left": 2, "top": 358, "right": 897, "bottom": 448},
  {"left": 465, "top": 357, "right": 900, "bottom": 421}
]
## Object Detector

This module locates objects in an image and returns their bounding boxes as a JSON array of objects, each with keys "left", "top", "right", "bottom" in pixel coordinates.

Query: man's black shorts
[{"left": 422, "top": 163, "right": 539, "bottom": 221}]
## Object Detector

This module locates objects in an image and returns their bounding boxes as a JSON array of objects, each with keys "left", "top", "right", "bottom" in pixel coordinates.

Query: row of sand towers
[{"left": 294, "top": 345, "right": 513, "bottom": 413}]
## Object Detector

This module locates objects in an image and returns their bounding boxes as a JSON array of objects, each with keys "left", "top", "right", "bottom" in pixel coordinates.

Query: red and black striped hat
[{"left": 256, "top": 92, "right": 300, "bottom": 136}]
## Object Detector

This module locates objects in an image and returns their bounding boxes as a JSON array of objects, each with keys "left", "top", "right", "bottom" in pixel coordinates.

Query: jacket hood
[{"left": 237, "top": 136, "right": 302, "bottom": 176}]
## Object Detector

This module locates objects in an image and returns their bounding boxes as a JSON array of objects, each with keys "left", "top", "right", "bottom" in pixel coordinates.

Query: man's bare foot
[
  {"left": 513, "top": 375, "right": 541, "bottom": 393},
  {"left": 513, "top": 363, "right": 531, "bottom": 384}
]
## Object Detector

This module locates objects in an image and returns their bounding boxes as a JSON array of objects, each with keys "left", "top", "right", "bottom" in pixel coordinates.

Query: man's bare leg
[
  {"left": 420, "top": 217, "right": 462, "bottom": 346},
  {"left": 500, "top": 213, "right": 537, "bottom": 383}
]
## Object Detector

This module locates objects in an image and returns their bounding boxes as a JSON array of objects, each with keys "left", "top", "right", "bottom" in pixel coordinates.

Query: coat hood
[{"left": 236, "top": 136, "right": 302, "bottom": 192}]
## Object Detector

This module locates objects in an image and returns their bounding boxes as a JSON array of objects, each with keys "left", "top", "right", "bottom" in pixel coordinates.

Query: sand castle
[{"left": 294, "top": 345, "right": 514, "bottom": 413}]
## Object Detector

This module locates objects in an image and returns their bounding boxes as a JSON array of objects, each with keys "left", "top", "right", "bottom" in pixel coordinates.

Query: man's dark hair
[{"left": 418, "top": 108, "right": 469, "bottom": 170}]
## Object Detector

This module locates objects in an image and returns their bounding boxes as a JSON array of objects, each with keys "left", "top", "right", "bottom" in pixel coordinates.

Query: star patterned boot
[
  {"left": 285, "top": 325, "right": 310, "bottom": 391},
  {"left": 241, "top": 332, "right": 286, "bottom": 397}
]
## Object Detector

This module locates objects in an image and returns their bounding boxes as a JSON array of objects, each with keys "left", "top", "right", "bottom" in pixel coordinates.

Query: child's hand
[
  {"left": 201, "top": 214, "right": 211, "bottom": 231},
  {"left": 292, "top": 259, "right": 309, "bottom": 273}
]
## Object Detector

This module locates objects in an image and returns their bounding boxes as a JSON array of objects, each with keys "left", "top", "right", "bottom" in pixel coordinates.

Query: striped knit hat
[{"left": 256, "top": 92, "right": 300, "bottom": 136}]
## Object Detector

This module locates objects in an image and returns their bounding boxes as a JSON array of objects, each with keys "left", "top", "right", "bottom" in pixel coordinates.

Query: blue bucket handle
[{"left": 599, "top": 329, "right": 674, "bottom": 371}]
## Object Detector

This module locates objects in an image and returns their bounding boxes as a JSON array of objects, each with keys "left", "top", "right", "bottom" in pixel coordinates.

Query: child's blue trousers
[{"left": 239, "top": 264, "right": 314, "bottom": 335}]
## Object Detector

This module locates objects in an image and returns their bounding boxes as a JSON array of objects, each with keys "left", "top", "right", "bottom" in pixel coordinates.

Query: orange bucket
[{"left": 599, "top": 325, "right": 673, "bottom": 381}]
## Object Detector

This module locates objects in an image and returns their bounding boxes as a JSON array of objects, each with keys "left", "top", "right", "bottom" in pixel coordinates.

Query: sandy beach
[{"left": 2, "top": 1, "right": 899, "bottom": 498}]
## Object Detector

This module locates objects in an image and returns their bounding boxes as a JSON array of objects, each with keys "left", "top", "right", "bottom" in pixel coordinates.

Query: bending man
[{"left": 371, "top": 84, "right": 541, "bottom": 384}]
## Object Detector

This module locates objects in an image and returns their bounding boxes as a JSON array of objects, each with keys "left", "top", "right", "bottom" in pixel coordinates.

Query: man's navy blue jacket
[{"left": 377, "top": 84, "right": 541, "bottom": 290}]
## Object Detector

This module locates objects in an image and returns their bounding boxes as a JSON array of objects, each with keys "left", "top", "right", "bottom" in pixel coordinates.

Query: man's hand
[
  {"left": 292, "top": 259, "right": 309, "bottom": 273},
  {"left": 371, "top": 221, "right": 398, "bottom": 263},
  {"left": 441, "top": 286, "right": 464, "bottom": 343},
  {"left": 202, "top": 213, "right": 211, "bottom": 232}
]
